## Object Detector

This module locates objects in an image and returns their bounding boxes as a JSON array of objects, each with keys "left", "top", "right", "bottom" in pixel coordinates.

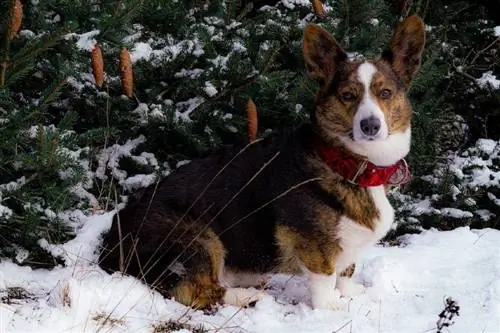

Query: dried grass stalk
[{"left": 61, "top": 283, "right": 71, "bottom": 308}]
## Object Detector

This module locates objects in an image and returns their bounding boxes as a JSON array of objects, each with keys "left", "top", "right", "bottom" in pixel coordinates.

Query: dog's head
[{"left": 303, "top": 16, "right": 426, "bottom": 166}]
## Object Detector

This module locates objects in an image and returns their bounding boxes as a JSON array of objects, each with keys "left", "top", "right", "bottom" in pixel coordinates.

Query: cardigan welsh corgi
[{"left": 99, "top": 15, "right": 426, "bottom": 310}]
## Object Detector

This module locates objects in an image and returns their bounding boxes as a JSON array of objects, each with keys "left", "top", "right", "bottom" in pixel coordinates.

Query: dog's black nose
[{"left": 360, "top": 116, "right": 381, "bottom": 136}]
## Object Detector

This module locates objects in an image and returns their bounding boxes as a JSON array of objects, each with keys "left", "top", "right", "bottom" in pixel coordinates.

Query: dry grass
[
  {"left": 93, "top": 312, "right": 125, "bottom": 328},
  {"left": 152, "top": 319, "right": 207, "bottom": 333},
  {"left": 61, "top": 282, "right": 71, "bottom": 307},
  {"left": 436, "top": 297, "right": 460, "bottom": 333},
  {"left": 0, "top": 286, "right": 33, "bottom": 304}
]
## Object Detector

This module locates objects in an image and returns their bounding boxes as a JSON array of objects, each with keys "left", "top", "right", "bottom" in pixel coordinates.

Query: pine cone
[
  {"left": 120, "top": 48, "right": 133, "bottom": 98},
  {"left": 437, "top": 115, "right": 469, "bottom": 153},
  {"left": 8, "top": 0, "right": 23, "bottom": 40},
  {"left": 311, "top": 0, "right": 326, "bottom": 18},
  {"left": 246, "top": 98, "right": 258, "bottom": 142},
  {"left": 91, "top": 44, "right": 104, "bottom": 88}
]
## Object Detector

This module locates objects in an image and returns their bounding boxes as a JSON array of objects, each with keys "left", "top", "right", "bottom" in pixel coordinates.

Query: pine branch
[
  {"left": 40, "top": 74, "right": 70, "bottom": 106},
  {"left": 10, "top": 28, "right": 68, "bottom": 65},
  {"left": 189, "top": 42, "right": 287, "bottom": 117},
  {"left": 100, "top": 0, "right": 144, "bottom": 39},
  {"left": 6, "top": 28, "right": 69, "bottom": 86}
]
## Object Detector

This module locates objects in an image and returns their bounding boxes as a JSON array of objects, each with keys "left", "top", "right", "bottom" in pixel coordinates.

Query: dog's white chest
[
  {"left": 336, "top": 185, "right": 394, "bottom": 271},
  {"left": 368, "top": 185, "right": 395, "bottom": 237}
]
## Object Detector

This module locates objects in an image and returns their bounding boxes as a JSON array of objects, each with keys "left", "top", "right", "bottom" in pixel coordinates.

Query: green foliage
[
  {"left": 389, "top": 0, "right": 500, "bottom": 235},
  {"left": 391, "top": 138, "right": 500, "bottom": 236}
]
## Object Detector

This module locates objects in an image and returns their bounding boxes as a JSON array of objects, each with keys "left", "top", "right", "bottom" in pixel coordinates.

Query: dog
[{"left": 98, "top": 15, "right": 426, "bottom": 310}]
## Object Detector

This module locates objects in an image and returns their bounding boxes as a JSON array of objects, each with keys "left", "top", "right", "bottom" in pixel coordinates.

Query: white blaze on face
[
  {"left": 352, "top": 62, "right": 389, "bottom": 141},
  {"left": 337, "top": 61, "right": 411, "bottom": 166}
]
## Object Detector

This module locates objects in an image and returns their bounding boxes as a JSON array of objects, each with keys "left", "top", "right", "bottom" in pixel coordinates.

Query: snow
[
  {"left": 66, "top": 76, "right": 86, "bottom": 92},
  {"left": 19, "top": 30, "right": 36, "bottom": 39},
  {"left": 128, "top": 38, "right": 205, "bottom": 65},
  {"left": 232, "top": 41, "right": 247, "bottom": 53},
  {"left": 1, "top": 212, "right": 499, "bottom": 333},
  {"left": 451, "top": 138, "right": 500, "bottom": 188},
  {"left": 0, "top": 177, "right": 26, "bottom": 193},
  {"left": 204, "top": 81, "right": 218, "bottom": 97},
  {"left": 494, "top": 26, "right": 500, "bottom": 37},
  {"left": 487, "top": 192, "right": 500, "bottom": 206},
  {"left": 65, "top": 30, "right": 100, "bottom": 51},
  {"left": 475, "top": 209, "right": 494, "bottom": 221},
  {"left": 176, "top": 160, "right": 191, "bottom": 168},
  {"left": 175, "top": 68, "right": 204, "bottom": 79},
  {"left": 0, "top": 204, "right": 13, "bottom": 219},
  {"left": 476, "top": 71, "right": 500, "bottom": 90},
  {"left": 210, "top": 54, "right": 231, "bottom": 71},
  {"left": 395, "top": 138, "right": 500, "bottom": 225},
  {"left": 130, "top": 42, "right": 153, "bottom": 63},
  {"left": 132, "top": 103, "right": 167, "bottom": 124},
  {"left": 295, "top": 104, "right": 303, "bottom": 113},
  {"left": 121, "top": 174, "right": 158, "bottom": 192},
  {"left": 477, "top": 138, "right": 498, "bottom": 155},
  {"left": 280, "top": 0, "right": 311, "bottom": 10},
  {"left": 95, "top": 135, "right": 147, "bottom": 181},
  {"left": 175, "top": 97, "right": 205, "bottom": 121},
  {"left": 440, "top": 207, "right": 473, "bottom": 218},
  {"left": 0, "top": 177, "right": 26, "bottom": 219}
]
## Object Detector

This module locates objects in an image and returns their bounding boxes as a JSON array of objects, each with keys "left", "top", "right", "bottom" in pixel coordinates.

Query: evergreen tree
[
  {"left": 389, "top": 0, "right": 500, "bottom": 235},
  {"left": 0, "top": 0, "right": 99, "bottom": 265}
]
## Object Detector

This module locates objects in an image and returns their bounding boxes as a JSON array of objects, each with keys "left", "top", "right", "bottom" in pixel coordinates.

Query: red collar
[{"left": 315, "top": 141, "right": 411, "bottom": 187}]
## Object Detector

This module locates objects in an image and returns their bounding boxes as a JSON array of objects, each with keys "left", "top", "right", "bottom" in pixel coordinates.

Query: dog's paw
[
  {"left": 311, "top": 288, "right": 344, "bottom": 310},
  {"left": 223, "top": 287, "right": 265, "bottom": 307},
  {"left": 336, "top": 277, "right": 366, "bottom": 297}
]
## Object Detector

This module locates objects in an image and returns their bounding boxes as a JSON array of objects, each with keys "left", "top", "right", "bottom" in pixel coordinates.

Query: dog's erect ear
[
  {"left": 382, "top": 15, "right": 426, "bottom": 88},
  {"left": 303, "top": 24, "right": 347, "bottom": 87}
]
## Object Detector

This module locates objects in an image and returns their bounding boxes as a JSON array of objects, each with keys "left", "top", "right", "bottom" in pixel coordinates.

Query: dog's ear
[
  {"left": 382, "top": 15, "right": 426, "bottom": 88},
  {"left": 303, "top": 24, "right": 347, "bottom": 87}
]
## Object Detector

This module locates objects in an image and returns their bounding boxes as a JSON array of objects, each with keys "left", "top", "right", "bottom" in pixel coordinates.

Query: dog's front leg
[
  {"left": 306, "top": 269, "right": 342, "bottom": 310},
  {"left": 336, "top": 263, "right": 366, "bottom": 297},
  {"left": 276, "top": 226, "right": 343, "bottom": 310},
  {"left": 297, "top": 248, "right": 344, "bottom": 310}
]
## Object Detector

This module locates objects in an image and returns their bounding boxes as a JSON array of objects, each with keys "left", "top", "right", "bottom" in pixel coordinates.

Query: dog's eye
[
  {"left": 380, "top": 89, "right": 392, "bottom": 100},
  {"left": 340, "top": 92, "right": 356, "bottom": 102}
]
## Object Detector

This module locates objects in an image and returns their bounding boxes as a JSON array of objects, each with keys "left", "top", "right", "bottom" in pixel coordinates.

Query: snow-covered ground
[{"left": 0, "top": 212, "right": 499, "bottom": 333}]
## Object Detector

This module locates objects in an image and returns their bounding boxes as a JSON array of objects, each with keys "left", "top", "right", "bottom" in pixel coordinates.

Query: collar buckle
[{"left": 348, "top": 160, "right": 368, "bottom": 185}]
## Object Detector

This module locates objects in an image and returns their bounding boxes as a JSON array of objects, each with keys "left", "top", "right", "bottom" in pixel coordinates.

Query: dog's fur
[{"left": 98, "top": 15, "right": 426, "bottom": 310}]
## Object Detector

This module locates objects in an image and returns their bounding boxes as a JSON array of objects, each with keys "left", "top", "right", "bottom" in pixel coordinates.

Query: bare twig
[
  {"left": 333, "top": 320, "right": 353, "bottom": 333},
  {"left": 436, "top": 297, "right": 460, "bottom": 333},
  {"left": 378, "top": 298, "right": 382, "bottom": 333},
  {"left": 469, "top": 36, "right": 500, "bottom": 68}
]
